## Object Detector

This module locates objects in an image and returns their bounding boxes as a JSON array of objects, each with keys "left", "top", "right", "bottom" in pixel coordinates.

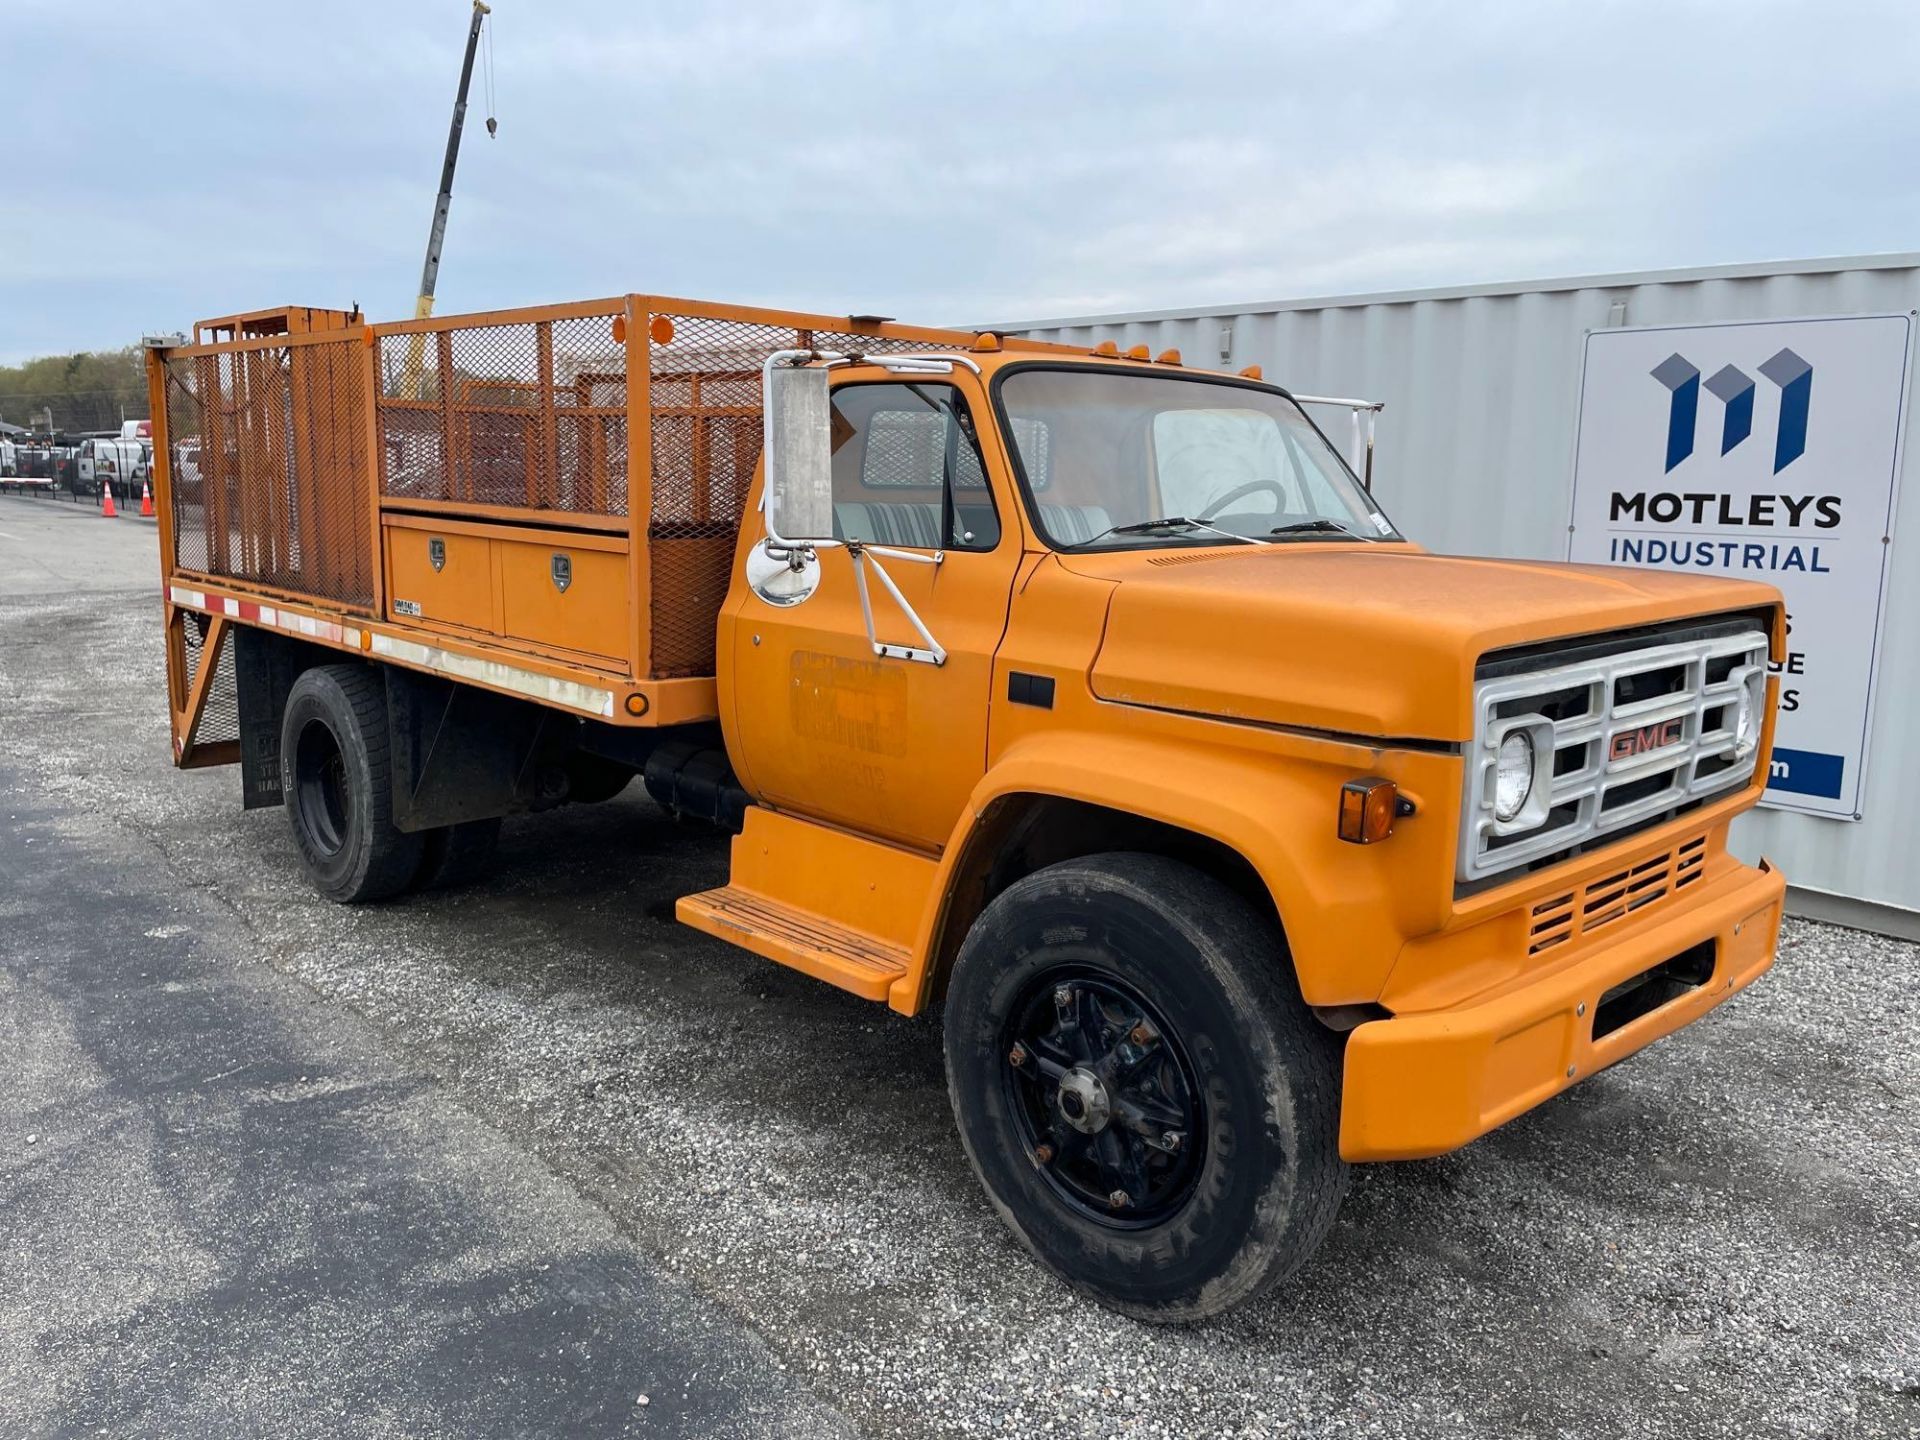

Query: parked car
[{"left": 77, "top": 437, "right": 149, "bottom": 501}]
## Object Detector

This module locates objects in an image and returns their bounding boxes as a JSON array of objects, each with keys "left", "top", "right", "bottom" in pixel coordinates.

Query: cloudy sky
[{"left": 3, "top": 0, "right": 1917, "bottom": 363}]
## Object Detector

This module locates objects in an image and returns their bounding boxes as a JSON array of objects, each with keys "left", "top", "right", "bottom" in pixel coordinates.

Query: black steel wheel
[
  {"left": 292, "top": 719, "right": 352, "bottom": 858},
  {"left": 944, "top": 852, "right": 1348, "bottom": 1322},
  {"left": 1002, "top": 968, "right": 1205, "bottom": 1228},
  {"left": 280, "top": 664, "right": 423, "bottom": 904}
]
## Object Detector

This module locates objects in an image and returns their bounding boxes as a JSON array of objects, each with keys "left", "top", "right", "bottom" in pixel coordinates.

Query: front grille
[
  {"left": 1527, "top": 833, "right": 1707, "bottom": 955},
  {"left": 1460, "top": 621, "right": 1767, "bottom": 884}
]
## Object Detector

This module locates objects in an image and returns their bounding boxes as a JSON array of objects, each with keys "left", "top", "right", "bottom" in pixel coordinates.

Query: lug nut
[{"left": 1108, "top": 1189, "right": 1130, "bottom": 1208}]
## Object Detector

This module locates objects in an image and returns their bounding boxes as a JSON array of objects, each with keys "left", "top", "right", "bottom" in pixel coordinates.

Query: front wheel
[{"left": 943, "top": 853, "right": 1347, "bottom": 1322}]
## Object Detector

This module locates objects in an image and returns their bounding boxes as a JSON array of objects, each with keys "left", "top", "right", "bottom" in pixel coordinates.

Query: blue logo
[{"left": 1651, "top": 348, "right": 1810, "bottom": 474}]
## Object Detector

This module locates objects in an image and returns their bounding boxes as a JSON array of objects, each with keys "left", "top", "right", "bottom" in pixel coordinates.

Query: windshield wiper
[
  {"left": 1065, "top": 516, "right": 1269, "bottom": 549},
  {"left": 1268, "top": 518, "right": 1373, "bottom": 542}
]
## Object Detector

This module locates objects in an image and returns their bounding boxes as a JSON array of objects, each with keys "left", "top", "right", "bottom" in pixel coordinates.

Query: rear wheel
[
  {"left": 281, "top": 664, "right": 423, "bottom": 903},
  {"left": 943, "top": 853, "right": 1347, "bottom": 1322},
  {"left": 411, "top": 817, "right": 503, "bottom": 892},
  {"left": 563, "top": 753, "right": 634, "bottom": 805}
]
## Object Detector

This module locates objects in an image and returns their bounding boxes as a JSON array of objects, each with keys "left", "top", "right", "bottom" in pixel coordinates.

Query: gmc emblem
[{"left": 1612, "top": 717, "right": 1684, "bottom": 761}]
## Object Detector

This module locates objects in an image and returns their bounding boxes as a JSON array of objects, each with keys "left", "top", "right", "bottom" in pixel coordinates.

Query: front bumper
[{"left": 1338, "top": 855, "right": 1784, "bottom": 1161}]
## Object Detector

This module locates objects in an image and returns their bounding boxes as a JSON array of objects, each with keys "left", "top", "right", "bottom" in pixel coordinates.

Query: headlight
[
  {"left": 1733, "top": 682, "right": 1758, "bottom": 759},
  {"left": 1494, "top": 730, "right": 1535, "bottom": 822}
]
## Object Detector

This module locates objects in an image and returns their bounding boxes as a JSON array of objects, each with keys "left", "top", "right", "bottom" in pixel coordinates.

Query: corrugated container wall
[{"left": 998, "top": 255, "right": 1920, "bottom": 932}]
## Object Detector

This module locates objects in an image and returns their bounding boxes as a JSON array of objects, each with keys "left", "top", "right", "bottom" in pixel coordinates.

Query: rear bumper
[{"left": 1338, "top": 856, "right": 1784, "bottom": 1161}]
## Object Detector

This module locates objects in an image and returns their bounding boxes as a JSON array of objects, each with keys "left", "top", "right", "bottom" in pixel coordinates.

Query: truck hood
[{"left": 1064, "top": 544, "right": 1780, "bottom": 744}]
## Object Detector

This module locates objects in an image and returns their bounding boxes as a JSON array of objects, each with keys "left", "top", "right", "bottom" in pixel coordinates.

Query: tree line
[{"left": 0, "top": 347, "right": 149, "bottom": 434}]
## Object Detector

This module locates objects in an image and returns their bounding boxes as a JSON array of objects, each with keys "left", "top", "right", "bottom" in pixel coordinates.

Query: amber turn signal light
[{"left": 1338, "top": 777, "right": 1408, "bottom": 844}]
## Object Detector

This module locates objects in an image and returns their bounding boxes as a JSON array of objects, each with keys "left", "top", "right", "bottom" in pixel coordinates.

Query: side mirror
[{"left": 764, "top": 363, "right": 834, "bottom": 543}]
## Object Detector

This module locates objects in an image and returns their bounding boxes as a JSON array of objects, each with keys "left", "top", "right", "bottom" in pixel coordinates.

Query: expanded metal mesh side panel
[
  {"left": 180, "top": 612, "right": 240, "bottom": 750},
  {"left": 162, "top": 340, "right": 374, "bottom": 609},
  {"left": 645, "top": 313, "right": 960, "bottom": 677},
  {"left": 164, "top": 366, "right": 208, "bottom": 572},
  {"left": 374, "top": 313, "right": 627, "bottom": 515}
]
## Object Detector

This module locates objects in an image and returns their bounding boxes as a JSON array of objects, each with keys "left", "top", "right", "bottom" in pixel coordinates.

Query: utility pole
[{"left": 404, "top": 0, "right": 492, "bottom": 397}]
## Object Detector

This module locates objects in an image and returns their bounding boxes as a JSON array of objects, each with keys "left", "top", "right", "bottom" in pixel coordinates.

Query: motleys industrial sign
[{"left": 1568, "top": 313, "right": 1911, "bottom": 820}]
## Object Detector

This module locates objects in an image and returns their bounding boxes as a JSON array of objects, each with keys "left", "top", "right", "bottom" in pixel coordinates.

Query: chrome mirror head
[
  {"left": 764, "top": 362, "right": 834, "bottom": 542},
  {"left": 745, "top": 537, "right": 821, "bottom": 607}
]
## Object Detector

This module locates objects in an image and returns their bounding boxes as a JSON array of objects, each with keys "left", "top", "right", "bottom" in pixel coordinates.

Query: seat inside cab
[{"left": 827, "top": 383, "right": 1109, "bottom": 550}]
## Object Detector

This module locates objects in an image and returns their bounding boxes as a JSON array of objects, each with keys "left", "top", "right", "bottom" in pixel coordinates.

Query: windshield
[{"left": 995, "top": 367, "right": 1399, "bottom": 549}]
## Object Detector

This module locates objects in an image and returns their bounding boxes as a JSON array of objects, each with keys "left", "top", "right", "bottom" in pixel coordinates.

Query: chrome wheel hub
[{"left": 1055, "top": 1066, "right": 1112, "bottom": 1134}]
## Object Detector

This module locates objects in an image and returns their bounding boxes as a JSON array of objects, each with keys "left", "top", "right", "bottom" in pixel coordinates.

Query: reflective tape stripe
[
  {"left": 367, "top": 633, "right": 617, "bottom": 717},
  {"left": 168, "top": 584, "right": 613, "bottom": 719},
  {"left": 171, "top": 586, "right": 362, "bottom": 648}
]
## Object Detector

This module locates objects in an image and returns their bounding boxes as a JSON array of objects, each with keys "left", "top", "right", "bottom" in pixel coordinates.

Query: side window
[{"left": 827, "top": 382, "right": 1001, "bottom": 551}]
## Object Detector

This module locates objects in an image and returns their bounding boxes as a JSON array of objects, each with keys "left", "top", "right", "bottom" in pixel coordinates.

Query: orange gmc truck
[{"left": 145, "top": 294, "right": 1786, "bottom": 1321}]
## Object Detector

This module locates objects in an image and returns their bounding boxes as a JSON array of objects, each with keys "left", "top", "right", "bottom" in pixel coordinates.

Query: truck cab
[{"left": 147, "top": 299, "right": 1785, "bottom": 1323}]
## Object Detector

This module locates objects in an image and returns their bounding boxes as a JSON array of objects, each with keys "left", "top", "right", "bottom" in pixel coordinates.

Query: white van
[{"left": 77, "top": 437, "right": 148, "bottom": 499}]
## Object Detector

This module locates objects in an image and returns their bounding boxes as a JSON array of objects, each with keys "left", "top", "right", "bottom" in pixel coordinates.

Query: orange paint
[{"left": 150, "top": 288, "right": 1785, "bottom": 1169}]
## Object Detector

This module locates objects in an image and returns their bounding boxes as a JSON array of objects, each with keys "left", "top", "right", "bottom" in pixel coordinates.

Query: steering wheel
[{"left": 1196, "top": 478, "right": 1288, "bottom": 522}]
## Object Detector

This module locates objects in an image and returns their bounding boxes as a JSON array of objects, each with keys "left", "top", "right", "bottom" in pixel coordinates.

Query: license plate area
[{"left": 1591, "top": 938, "right": 1716, "bottom": 1041}]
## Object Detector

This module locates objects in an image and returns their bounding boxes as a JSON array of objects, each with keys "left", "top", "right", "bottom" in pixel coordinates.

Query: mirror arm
[{"left": 847, "top": 542, "right": 947, "bottom": 665}]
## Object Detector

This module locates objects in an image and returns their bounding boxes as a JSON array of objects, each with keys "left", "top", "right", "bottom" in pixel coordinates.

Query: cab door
[{"left": 721, "top": 371, "right": 1021, "bottom": 852}]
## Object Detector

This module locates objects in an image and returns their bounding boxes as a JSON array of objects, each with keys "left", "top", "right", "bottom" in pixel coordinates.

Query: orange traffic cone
[
  {"left": 140, "top": 480, "right": 155, "bottom": 517},
  {"left": 101, "top": 480, "right": 118, "bottom": 518}
]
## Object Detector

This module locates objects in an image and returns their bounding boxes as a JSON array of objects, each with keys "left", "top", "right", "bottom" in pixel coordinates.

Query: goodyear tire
[
  {"left": 943, "top": 853, "right": 1347, "bottom": 1322},
  {"left": 412, "top": 817, "right": 503, "bottom": 892},
  {"left": 281, "top": 664, "right": 424, "bottom": 904}
]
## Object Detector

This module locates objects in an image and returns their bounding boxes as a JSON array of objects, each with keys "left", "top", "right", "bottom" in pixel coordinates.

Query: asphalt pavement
[{"left": 1, "top": 492, "right": 1916, "bottom": 1438}]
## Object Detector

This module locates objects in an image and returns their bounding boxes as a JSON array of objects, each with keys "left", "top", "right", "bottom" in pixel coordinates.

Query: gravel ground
[{"left": 2, "top": 548, "right": 1916, "bottom": 1436}]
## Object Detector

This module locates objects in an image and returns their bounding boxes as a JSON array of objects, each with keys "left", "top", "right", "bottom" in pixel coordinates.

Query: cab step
[{"left": 677, "top": 885, "right": 909, "bottom": 1002}]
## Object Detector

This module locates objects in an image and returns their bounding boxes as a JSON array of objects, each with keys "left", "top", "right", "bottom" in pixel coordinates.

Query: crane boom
[
  {"left": 417, "top": 0, "right": 491, "bottom": 321},
  {"left": 404, "top": 1, "right": 491, "bottom": 397}
]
